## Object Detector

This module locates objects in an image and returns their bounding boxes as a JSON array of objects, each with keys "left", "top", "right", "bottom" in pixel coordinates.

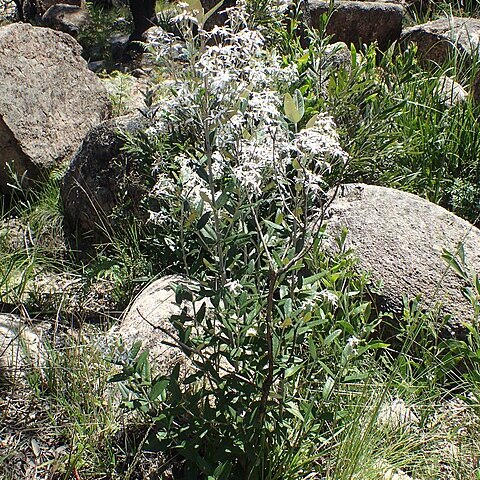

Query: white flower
[
  {"left": 301, "top": 297, "right": 316, "bottom": 310},
  {"left": 225, "top": 280, "right": 243, "bottom": 295},
  {"left": 233, "top": 127, "right": 290, "bottom": 196},
  {"left": 177, "top": 155, "right": 211, "bottom": 209},
  {"left": 148, "top": 210, "right": 171, "bottom": 226},
  {"left": 320, "top": 289, "right": 339, "bottom": 307},
  {"left": 294, "top": 114, "right": 349, "bottom": 165},
  {"left": 143, "top": 5, "right": 346, "bottom": 212},
  {"left": 233, "top": 162, "right": 264, "bottom": 195},
  {"left": 347, "top": 336, "right": 360, "bottom": 349},
  {"left": 151, "top": 172, "right": 176, "bottom": 196},
  {"left": 170, "top": 2, "right": 200, "bottom": 25},
  {"left": 210, "top": 151, "right": 227, "bottom": 178},
  {"left": 246, "top": 90, "right": 282, "bottom": 125}
]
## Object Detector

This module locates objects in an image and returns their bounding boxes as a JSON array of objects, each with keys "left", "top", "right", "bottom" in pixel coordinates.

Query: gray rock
[
  {"left": 41, "top": 4, "right": 91, "bottom": 36},
  {"left": 400, "top": 17, "right": 480, "bottom": 66},
  {"left": 308, "top": 0, "right": 404, "bottom": 51},
  {"left": 61, "top": 114, "right": 149, "bottom": 248},
  {"left": 0, "top": 218, "right": 27, "bottom": 252},
  {"left": 0, "top": 314, "right": 44, "bottom": 384},
  {"left": 436, "top": 75, "right": 468, "bottom": 107},
  {"left": 109, "top": 32, "right": 129, "bottom": 61},
  {"left": 0, "top": 23, "right": 109, "bottom": 192},
  {"left": 88, "top": 60, "right": 106, "bottom": 72},
  {"left": 14, "top": 0, "right": 82, "bottom": 21},
  {"left": 400, "top": 18, "right": 480, "bottom": 102},
  {"left": 324, "top": 41, "right": 352, "bottom": 71},
  {"left": 325, "top": 184, "right": 480, "bottom": 333},
  {"left": 0, "top": 0, "right": 17, "bottom": 23},
  {"left": 109, "top": 276, "right": 204, "bottom": 376}
]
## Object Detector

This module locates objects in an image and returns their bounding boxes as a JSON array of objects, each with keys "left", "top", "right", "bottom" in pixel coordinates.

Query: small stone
[
  {"left": 88, "top": 60, "right": 106, "bottom": 72},
  {"left": 377, "top": 398, "right": 419, "bottom": 430},
  {"left": 41, "top": 4, "right": 91, "bottom": 36},
  {"left": 435, "top": 75, "right": 468, "bottom": 107},
  {"left": 108, "top": 276, "right": 207, "bottom": 377}
]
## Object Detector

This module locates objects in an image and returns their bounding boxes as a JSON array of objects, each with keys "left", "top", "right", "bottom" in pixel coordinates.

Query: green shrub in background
[{"left": 306, "top": 41, "right": 480, "bottom": 225}]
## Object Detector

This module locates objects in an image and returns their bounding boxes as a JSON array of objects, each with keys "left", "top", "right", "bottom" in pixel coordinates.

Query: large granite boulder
[
  {"left": 41, "top": 3, "right": 91, "bottom": 36},
  {"left": 308, "top": 0, "right": 404, "bottom": 51},
  {"left": 400, "top": 18, "right": 480, "bottom": 102},
  {"left": 325, "top": 184, "right": 480, "bottom": 334},
  {"left": 14, "top": 0, "right": 83, "bottom": 21},
  {"left": 0, "top": 23, "right": 109, "bottom": 192},
  {"left": 61, "top": 114, "right": 149, "bottom": 247},
  {"left": 400, "top": 17, "right": 480, "bottom": 66},
  {"left": 109, "top": 276, "right": 206, "bottom": 376}
]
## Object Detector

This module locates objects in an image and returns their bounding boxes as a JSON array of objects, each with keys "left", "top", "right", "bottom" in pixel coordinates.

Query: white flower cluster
[
  {"left": 294, "top": 114, "right": 349, "bottom": 164},
  {"left": 145, "top": 3, "right": 348, "bottom": 222},
  {"left": 145, "top": 27, "right": 178, "bottom": 58},
  {"left": 236, "top": 0, "right": 292, "bottom": 15},
  {"left": 178, "top": 154, "right": 213, "bottom": 209}
]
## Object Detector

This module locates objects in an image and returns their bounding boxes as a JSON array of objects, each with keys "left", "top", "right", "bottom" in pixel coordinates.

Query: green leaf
[
  {"left": 108, "top": 373, "right": 129, "bottom": 383},
  {"left": 263, "top": 219, "right": 283, "bottom": 230},
  {"left": 308, "top": 335, "right": 317, "bottom": 360},
  {"left": 285, "top": 363, "right": 303, "bottom": 378},
  {"left": 303, "top": 271, "right": 326, "bottom": 285},
  {"left": 323, "top": 376, "right": 335, "bottom": 400},
  {"left": 196, "top": 301, "right": 207, "bottom": 323},
  {"left": 442, "top": 247, "right": 468, "bottom": 280},
  {"left": 475, "top": 274, "right": 480, "bottom": 296},
  {"left": 305, "top": 113, "right": 318, "bottom": 129},
  {"left": 195, "top": 165, "right": 209, "bottom": 183},
  {"left": 324, "top": 329, "right": 342, "bottom": 346},
  {"left": 319, "top": 361, "right": 335, "bottom": 378},
  {"left": 215, "top": 191, "right": 229, "bottom": 209},
  {"left": 197, "top": 211, "right": 211, "bottom": 230},
  {"left": 283, "top": 298, "right": 293, "bottom": 318},
  {"left": 293, "top": 89, "right": 305, "bottom": 119},
  {"left": 286, "top": 401, "right": 304, "bottom": 421},
  {"left": 149, "top": 378, "right": 169, "bottom": 400},
  {"left": 135, "top": 349, "right": 150, "bottom": 376},
  {"left": 284, "top": 90, "right": 305, "bottom": 124},
  {"left": 129, "top": 341, "right": 142, "bottom": 360},
  {"left": 199, "top": 190, "right": 212, "bottom": 205}
]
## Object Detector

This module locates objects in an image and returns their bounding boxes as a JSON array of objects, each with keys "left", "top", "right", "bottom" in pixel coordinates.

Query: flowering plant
[{"left": 112, "top": 2, "right": 379, "bottom": 478}]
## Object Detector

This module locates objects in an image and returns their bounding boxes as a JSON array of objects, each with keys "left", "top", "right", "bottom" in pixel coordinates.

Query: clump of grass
[
  {"left": 0, "top": 163, "right": 79, "bottom": 313},
  {"left": 100, "top": 70, "right": 137, "bottom": 117},
  {"left": 311, "top": 41, "right": 480, "bottom": 225},
  {"left": 0, "top": 326, "right": 122, "bottom": 480}
]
